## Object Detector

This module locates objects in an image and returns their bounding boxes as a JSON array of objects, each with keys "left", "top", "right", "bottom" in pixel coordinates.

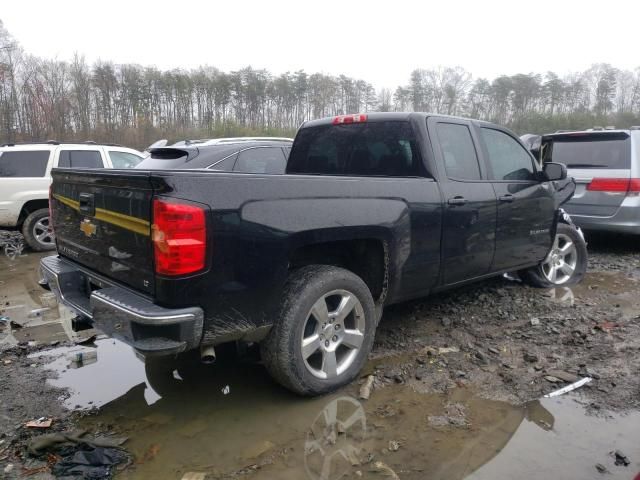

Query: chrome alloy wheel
[
  {"left": 541, "top": 233, "right": 578, "bottom": 285},
  {"left": 301, "top": 289, "right": 366, "bottom": 379},
  {"left": 33, "top": 217, "right": 54, "bottom": 247}
]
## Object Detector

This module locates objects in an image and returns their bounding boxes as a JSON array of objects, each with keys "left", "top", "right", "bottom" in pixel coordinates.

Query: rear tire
[
  {"left": 520, "top": 223, "right": 587, "bottom": 287},
  {"left": 261, "top": 265, "right": 376, "bottom": 396},
  {"left": 22, "top": 208, "right": 55, "bottom": 251}
]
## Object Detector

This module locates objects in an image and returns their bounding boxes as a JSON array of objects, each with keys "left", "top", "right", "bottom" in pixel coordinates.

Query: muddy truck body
[{"left": 40, "top": 113, "right": 586, "bottom": 395}]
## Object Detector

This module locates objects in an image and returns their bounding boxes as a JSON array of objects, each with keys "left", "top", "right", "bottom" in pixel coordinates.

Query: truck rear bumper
[{"left": 39, "top": 255, "right": 203, "bottom": 356}]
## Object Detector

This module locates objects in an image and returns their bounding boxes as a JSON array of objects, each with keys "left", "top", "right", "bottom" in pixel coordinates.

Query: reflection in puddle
[
  {"left": 305, "top": 396, "right": 366, "bottom": 480},
  {"left": 543, "top": 286, "right": 575, "bottom": 306},
  {"left": 31, "top": 339, "right": 159, "bottom": 409},
  {"left": 0, "top": 252, "right": 80, "bottom": 347}
]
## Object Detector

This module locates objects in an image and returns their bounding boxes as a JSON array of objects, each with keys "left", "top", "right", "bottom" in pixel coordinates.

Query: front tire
[
  {"left": 520, "top": 223, "right": 587, "bottom": 287},
  {"left": 261, "top": 265, "right": 377, "bottom": 396},
  {"left": 22, "top": 208, "right": 55, "bottom": 251}
]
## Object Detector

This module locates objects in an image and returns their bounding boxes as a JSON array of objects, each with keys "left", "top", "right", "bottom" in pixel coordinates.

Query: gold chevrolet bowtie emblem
[{"left": 80, "top": 219, "right": 97, "bottom": 237}]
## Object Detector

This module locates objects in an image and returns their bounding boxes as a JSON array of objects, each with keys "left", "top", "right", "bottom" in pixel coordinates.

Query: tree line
[{"left": 1, "top": 19, "right": 639, "bottom": 150}]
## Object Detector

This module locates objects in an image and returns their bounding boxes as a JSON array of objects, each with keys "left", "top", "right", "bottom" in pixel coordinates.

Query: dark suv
[{"left": 135, "top": 138, "right": 293, "bottom": 173}]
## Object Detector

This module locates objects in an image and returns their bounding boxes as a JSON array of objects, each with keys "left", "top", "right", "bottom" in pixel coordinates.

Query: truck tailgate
[{"left": 50, "top": 169, "right": 155, "bottom": 295}]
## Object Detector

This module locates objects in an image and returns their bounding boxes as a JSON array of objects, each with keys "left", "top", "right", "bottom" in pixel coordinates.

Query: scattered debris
[
  {"left": 595, "top": 463, "right": 610, "bottom": 474},
  {"left": 74, "top": 333, "right": 98, "bottom": 345},
  {"left": 372, "top": 461, "right": 400, "bottom": 480},
  {"left": 530, "top": 317, "right": 541, "bottom": 326},
  {"left": 544, "top": 376, "right": 562, "bottom": 383},
  {"left": 182, "top": 473, "right": 207, "bottom": 480},
  {"left": 242, "top": 440, "right": 275, "bottom": 459},
  {"left": 26, "top": 430, "right": 130, "bottom": 479},
  {"left": 27, "top": 430, "right": 128, "bottom": 456},
  {"left": 388, "top": 440, "right": 400, "bottom": 452},
  {"left": 360, "top": 375, "right": 375, "bottom": 400},
  {"left": 137, "top": 444, "right": 161, "bottom": 464},
  {"left": 3, "top": 463, "right": 14, "bottom": 474},
  {"left": 25, "top": 417, "right": 53, "bottom": 428},
  {"left": 438, "top": 346, "right": 459, "bottom": 354},
  {"left": 428, "top": 403, "right": 469, "bottom": 428},
  {"left": 544, "top": 377, "right": 593, "bottom": 398},
  {"left": 612, "top": 450, "right": 630, "bottom": 467},
  {"left": 51, "top": 444, "right": 129, "bottom": 479},
  {"left": 546, "top": 370, "right": 579, "bottom": 383},
  {"left": 67, "top": 348, "right": 98, "bottom": 364}
]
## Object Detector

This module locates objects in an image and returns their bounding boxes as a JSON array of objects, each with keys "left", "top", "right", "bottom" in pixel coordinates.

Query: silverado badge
[{"left": 80, "top": 219, "right": 97, "bottom": 238}]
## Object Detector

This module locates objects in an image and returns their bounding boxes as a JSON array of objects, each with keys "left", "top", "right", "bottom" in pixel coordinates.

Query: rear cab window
[
  {"left": 549, "top": 132, "right": 631, "bottom": 169},
  {"left": 287, "top": 121, "right": 423, "bottom": 177},
  {"left": 58, "top": 150, "right": 103, "bottom": 168},
  {"left": 0, "top": 150, "right": 50, "bottom": 177}
]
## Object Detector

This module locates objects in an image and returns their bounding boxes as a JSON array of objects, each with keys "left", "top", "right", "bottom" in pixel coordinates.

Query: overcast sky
[{"left": 2, "top": 0, "right": 639, "bottom": 89}]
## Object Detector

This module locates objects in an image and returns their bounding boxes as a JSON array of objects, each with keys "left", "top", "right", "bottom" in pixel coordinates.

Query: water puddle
[
  {"left": 0, "top": 252, "right": 80, "bottom": 347},
  {"left": 28, "top": 338, "right": 639, "bottom": 480}
]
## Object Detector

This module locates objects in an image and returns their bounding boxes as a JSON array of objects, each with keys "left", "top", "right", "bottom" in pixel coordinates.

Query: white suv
[{"left": 0, "top": 142, "right": 145, "bottom": 251}]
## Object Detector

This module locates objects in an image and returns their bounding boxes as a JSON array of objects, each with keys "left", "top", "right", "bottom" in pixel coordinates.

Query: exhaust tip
[{"left": 201, "top": 345, "right": 216, "bottom": 364}]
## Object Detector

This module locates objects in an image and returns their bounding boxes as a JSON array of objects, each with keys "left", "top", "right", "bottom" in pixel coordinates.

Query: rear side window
[
  {"left": 109, "top": 151, "right": 143, "bottom": 168},
  {"left": 287, "top": 121, "right": 422, "bottom": 177},
  {"left": 58, "top": 150, "right": 103, "bottom": 168},
  {"left": 481, "top": 128, "right": 536, "bottom": 181},
  {"left": 551, "top": 135, "right": 631, "bottom": 169},
  {"left": 435, "top": 123, "right": 481, "bottom": 180},
  {"left": 0, "top": 151, "right": 50, "bottom": 177},
  {"left": 234, "top": 147, "right": 287, "bottom": 174}
]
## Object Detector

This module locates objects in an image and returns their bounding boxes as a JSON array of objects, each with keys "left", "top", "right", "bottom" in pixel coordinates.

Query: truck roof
[{"left": 301, "top": 112, "right": 500, "bottom": 129}]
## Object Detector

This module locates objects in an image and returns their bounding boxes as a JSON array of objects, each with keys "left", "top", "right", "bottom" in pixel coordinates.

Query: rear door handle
[
  {"left": 499, "top": 194, "right": 515, "bottom": 203},
  {"left": 448, "top": 196, "right": 467, "bottom": 206}
]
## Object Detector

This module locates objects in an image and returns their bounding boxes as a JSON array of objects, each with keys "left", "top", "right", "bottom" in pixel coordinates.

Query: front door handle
[
  {"left": 448, "top": 196, "right": 467, "bottom": 206},
  {"left": 499, "top": 194, "right": 515, "bottom": 203}
]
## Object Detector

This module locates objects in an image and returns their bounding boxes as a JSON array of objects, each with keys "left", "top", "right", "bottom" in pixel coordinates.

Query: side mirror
[{"left": 543, "top": 162, "right": 567, "bottom": 181}]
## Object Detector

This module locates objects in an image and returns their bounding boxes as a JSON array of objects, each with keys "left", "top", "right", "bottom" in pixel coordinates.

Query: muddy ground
[{"left": 0, "top": 232, "right": 639, "bottom": 479}]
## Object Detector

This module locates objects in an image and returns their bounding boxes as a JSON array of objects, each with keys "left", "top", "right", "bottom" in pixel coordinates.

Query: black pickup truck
[{"left": 40, "top": 113, "right": 587, "bottom": 395}]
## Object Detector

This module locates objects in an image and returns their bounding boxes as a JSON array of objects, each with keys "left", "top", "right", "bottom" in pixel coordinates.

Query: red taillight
[
  {"left": 332, "top": 114, "right": 368, "bottom": 125},
  {"left": 587, "top": 178, "right": 634, "bottom": 193},
  {"left": 152, "top": 198, "right": 206, "bottom": 276}
]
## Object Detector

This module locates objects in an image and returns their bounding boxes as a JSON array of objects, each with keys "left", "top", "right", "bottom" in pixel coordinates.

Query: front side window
[
  {"left": 435, "top": 123, "right": 481, "bottom": 181},
  {"left": 109, "top": 151, "right": 143, "bottom": 168},
  {"left": 481, "top": 128, "right": 536, "bottom": 181},
  {"left": 234, "top": 147, "right": 287, "bottom": 174},
  {"left": 0, "top": 151, "right": 50, "bottom": 177},
  {"left": 58, "top": 150, "right": 103, "bottom": 169},
  {"left": 287, "top": 121, "right": 423, "bottom": 177}
]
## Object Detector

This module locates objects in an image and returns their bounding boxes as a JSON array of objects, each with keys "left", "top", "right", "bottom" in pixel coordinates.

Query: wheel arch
[
  {"left": 18, "top": 199, "right": 50, "bottom": 225},
  {"left": 288, "top": 236, "right": 390, "bottom": 306}
]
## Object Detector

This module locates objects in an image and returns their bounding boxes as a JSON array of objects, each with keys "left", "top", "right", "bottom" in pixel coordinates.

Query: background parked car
[
  {"left": 135, "top": 137, "right": 293, "bottom": 173},
  {"left": 532, "top": 127, "right": 640, "bottom": 235},
  {"left": 0, "top": 141, "right": 145, "bottom": 251}
]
